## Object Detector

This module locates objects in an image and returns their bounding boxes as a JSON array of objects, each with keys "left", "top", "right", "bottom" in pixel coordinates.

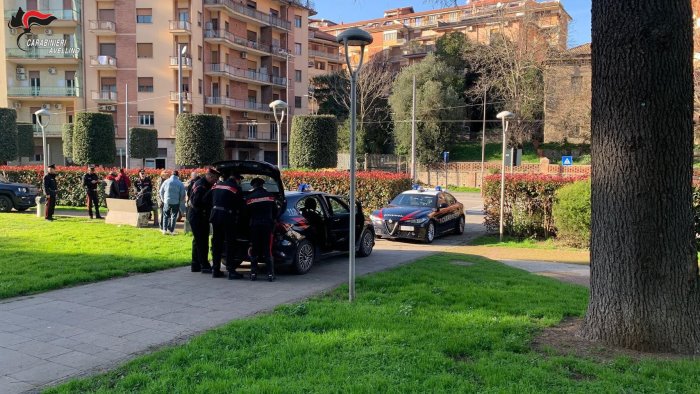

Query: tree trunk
[{"left": 580, "top": 0, "right": 700, "bottom": 354}]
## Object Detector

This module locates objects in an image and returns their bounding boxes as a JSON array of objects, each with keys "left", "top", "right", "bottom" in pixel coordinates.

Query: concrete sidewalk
[
  {"left": 0, "top": 222, "right": 485, "bottom": 394},
  {"left": 500, "top": 259, "right": 590, "bottom": 287}
]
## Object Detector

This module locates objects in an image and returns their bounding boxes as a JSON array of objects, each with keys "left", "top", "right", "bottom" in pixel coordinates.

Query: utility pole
[
  {"left": 480, "top": 88, "right": 487, "bottom": 192},
  {"left": 411, "top": 74, "right": 417, "bottom": 183},
  {"left": 125, "top": 83, "right": 129, "bottom": 170}
]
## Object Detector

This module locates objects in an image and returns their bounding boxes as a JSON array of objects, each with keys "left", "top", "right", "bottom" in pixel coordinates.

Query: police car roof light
[
  {"left": 435, "top": 186, "right": 442, "bottom": 191},
  {"left": 298, "top": 183, "right": 312, "bottom": 192},
  {"left": 412, "top": 184, "right": 420, "bottom": 190}
]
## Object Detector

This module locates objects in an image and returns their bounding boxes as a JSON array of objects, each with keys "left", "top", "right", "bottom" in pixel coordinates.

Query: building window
[
  {"left": 198, "top": 11, "right": 202, "bottom": 27},
  {"left": 138, "top": 112, "right": 155, "bottom": 126},
  {"left": 198, "top": 45, "right": 203, "bottom": 61},
  {"left": 315, "top": 61, "right": 325, "bottom": 70},
  {"left": 198, "top": 79, "right": 203, "bottom": 94},
  {"left": 138, "top": 77, "right": 153, "bottom": 92},
  {"left": 383, "top": 31, "right": 397, "bottom": 42},
  {"left": 137, "top": 43, "right": 153, "bottom": 58},
  {"left": 136, "top": 8, "right": 152, "bottom": 23},
  {"left": 414, "top": 17, "right": 422, "bottom": 26},
  {"left": 294, "top": 70, "right": 302, "bottom": 82},
  {"left": 295, "top": 96, "right": 302, "bottom": 108},
  {"left": 294, "top": 43, "right": 302, "bottom": 55},
  {"left": 294, "top": 15, "right": 302, "bottom": 28}
]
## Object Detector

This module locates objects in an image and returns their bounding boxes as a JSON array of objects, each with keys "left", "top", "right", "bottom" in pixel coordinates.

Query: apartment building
[
  {"left": 307, "top": 20, "right": 341, "bottom": 114},
  {"left": 321, "top": 0, "right": 570, "bottom": 70},
  {"left": 1, "top": 0, "right": 314, "bottom": 168}
]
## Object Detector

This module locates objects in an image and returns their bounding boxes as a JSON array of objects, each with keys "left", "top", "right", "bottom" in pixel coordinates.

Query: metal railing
[
  {"left": 88, "top": 20, "right": 116, "bottom": 32},
  {"left": 203, "top": 0, "right": 291, "bottom": 30},
  {"left": 89, "top": 55, "right": 117, "bottom": 67},
  {"left": 169, "top": 91, "right": 192, "bottom": 102},
  {"left": 6, "top": 48, "right": 80, "bottom": 60},
  {"left": 32, "top": 124, "right": 63, "bottom": 136},
  {"left": 169, "top": 20, "right": 192, "bottom": 32},
  {"left": 91, "top": 90, "right": 118, "bottom": 102},
  {"left": 206, "top": 63, "right": 287, "bottom": 86},
  {"left": 205, "top": 29, "right": 271, "bottom": 52},
  {"left": 309, "top": 49, "right": 342, "bottom": 61},
  {"left": 4, "top": 8, "right": 79, "bottom": 21},
  {"left": 227, "top": 126, "right": 287, "bottom": 142},
  {"left": 169, "top": 56, "right": 193, "bottom": 67},
  {"left": 403, "top": 44, "right": 436, "bottom": 56},
  {"left": 205, "top": 97, "right": 270, "bottom": 112},
  {"left": 8, "top": 86, "right": 80, "bottom": 97}
]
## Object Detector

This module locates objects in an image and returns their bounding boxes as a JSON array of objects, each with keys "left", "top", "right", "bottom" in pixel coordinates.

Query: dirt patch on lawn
[
  {"left": 450, "top": 260, "right": 475, "bottom": 267},
  {"left": 533, "top": 318, "right": 697, "bottom": 361}
]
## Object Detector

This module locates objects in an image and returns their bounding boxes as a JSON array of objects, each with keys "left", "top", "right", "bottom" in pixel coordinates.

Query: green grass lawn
[
  {"left": 47, "top": 254, "right": 700, "bottom": 393},
  {"left": 0, "top": 213, "right": 190, "bottom": 299},
  {"left": 447, "top": 185, "right": 481, "bottom": 193},
  {"left": 450, "top": 142, "right": 540, "bottom": 163}
]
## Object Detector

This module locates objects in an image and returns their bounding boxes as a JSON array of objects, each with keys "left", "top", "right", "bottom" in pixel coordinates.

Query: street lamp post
[
  {"left": 496, "top": 111, "right": 514, "bottom": 242},
  {"left": 337, "top": 27, "right": 373, "bottom": 302},
  {"left": 269, "top": 100, "right": 288, "bottom": 167},
  {"left": 178, "top": 44, "right": 188, "bottom": 115},
  {"left": 34, "top": 108, "right": 51, "bottom": 174}
]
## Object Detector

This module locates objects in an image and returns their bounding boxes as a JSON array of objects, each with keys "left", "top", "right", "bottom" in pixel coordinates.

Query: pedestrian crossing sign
[{"left": 562, "top": 156, "right": 573, "bottom": 166}]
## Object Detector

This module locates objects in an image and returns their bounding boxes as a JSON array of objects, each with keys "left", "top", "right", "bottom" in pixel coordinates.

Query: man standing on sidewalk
[
  {"left": 82, "top": 165, "right": 102, "bottom": 219},
  {"left": 43, "top": 164, "right": 58, "bottom": 221},
  {"left": 159, "top": 170, "right": 185, "bottom": 235}
]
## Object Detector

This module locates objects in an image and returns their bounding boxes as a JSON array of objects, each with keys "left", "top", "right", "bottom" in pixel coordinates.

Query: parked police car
[
  {"left": 214, "top": 160, "right": 375, "bottom": 275},
  {"left": 370, "top": 186, "right": 465, "bottom": 243},
  {"left": 0, "top": 176, "right": 38, "bottom": 213}
]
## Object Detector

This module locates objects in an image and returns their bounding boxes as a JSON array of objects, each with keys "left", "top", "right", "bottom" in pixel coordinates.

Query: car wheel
[
  {"left": 0, "top": 196, "right": 12, "bottom": 213},
  {"left": 454, "top": 216, "right": 465, "bottom": 235},
  {"left": 424, "top": 221, "right": 436, "bottom": 244},
  {"left": 293, "top": 240, "right": 315, "bottom": 275},
  {"left": 357, "top": 230, "right": 375, "bottom": 257}
]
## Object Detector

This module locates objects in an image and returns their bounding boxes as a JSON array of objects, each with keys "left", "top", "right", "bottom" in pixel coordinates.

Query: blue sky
[{"left": 314, "top": 0, "right": 591, "bottom": 48}]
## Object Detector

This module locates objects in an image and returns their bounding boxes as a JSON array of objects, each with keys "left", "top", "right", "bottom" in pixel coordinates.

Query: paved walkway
[
  {"left": 500, "top": 259, "right": 591, "bottom": 287},
  {"left": 1, "top": 215, "right": 485, "bottom": 393}
]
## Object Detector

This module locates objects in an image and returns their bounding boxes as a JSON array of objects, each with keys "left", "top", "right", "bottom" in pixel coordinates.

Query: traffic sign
[
  {"left": 443, "top": 151, "right": 449, "bottom": 163},
  {"left": 562, "top": 156, "right": 573, "bottom": 166}
]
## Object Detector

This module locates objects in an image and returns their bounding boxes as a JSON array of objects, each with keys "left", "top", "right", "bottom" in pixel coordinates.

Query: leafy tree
[
  {"left": 129, "top": 128, "right": 158, "bottom": 168},
  {"left": 175, "top": 114, "right": 224, "bottom": 167},
  {"left": 290, "top": 115, "right": 338, "bottom": 169},
  {"left": 72, "top": 113, "right": 116, "bottom": 166},
  {"left": 0, "top": 108, "right": 18, "bottom": 163},
  {"left": 16, "top": 123, "right": 33, "bottom": 165},
  {"left": 62, "top": 123, "right": 73, "bottom": 161},
  {"left": 390, "top": 55, "right": 465, "bottom": 164},
  {"left": 310, "top": 72, "right": 348, "bottom": 120}
]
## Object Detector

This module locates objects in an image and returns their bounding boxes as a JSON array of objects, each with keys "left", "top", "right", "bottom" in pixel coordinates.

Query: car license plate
[{"left": 400, "top": 225, "right": 414, "bottom": 231}]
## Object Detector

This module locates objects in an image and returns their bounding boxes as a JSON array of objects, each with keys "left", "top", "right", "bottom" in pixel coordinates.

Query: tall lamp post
[
  {"left": 337, "top": 27, "right": 373, "bottom": 302},
  {"left": 269, "top": 100, "right": 287, "bottom": 167},
  {"left": 496, "top": 111, "right": 514, "bottom": 242},
  {"left": 178, "top": 44, "right": 188, "bottom": 115},
  {"left": 34, "top": 108, "right": 51, "bottom": 174}
]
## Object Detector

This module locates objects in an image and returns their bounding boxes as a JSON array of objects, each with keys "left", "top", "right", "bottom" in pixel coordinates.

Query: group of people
[{"left": 42, "top": 165, "right": 279, "bottom": 282}]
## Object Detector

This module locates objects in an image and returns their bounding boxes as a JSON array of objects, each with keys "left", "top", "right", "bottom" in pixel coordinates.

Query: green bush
[
  {"left": 16, "top": 123, "right": 34, "bottom": 163},
  {"left": 0, "top": 108, "right": 18, "bottom": 162},
  {"left": 290, "top": 115, "right": 338, "bottom": 169},
  {"left": 483, "top": 174, "right": 588, "bottom": 238},
  {"left": 62, "top": 123, "right": 73, "bottom": 160},
  {"left": 72, "top": 112, "right": 116, "bottom": 165},
  {"left": 552, "top": 180, "right": 591, "bottom": 247},
  {"left": 129, "top": 128, "right": 158, "bottom": 167},
  {"left": 176, "top": 114, "right": 224, "bottom": 166}
]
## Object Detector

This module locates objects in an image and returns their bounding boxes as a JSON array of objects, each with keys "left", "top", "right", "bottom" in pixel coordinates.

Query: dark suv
[
  {"left": 214, "top": 160, "right": 375, "bottom": 274},
  {"left": 0, "top": 176, "right": 39, "bottom": 213}
]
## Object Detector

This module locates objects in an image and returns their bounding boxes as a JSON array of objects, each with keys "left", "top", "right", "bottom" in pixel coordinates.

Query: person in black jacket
[
  {"left": 43, "top": 164, "right": 58, "bottom": 221},
  {"left": 188, "top": 169, "right": 218, "bottom": 273},
  {"left": 208, "top": 173, "right": 244, "bottom": 279},
  {"left": 245, "top": 177, "right": 278, "bottom": 282},
  {"left": 82, "top": 165, "right": 102, "bottom": 219},
  {"left": 134, "top": 170, "right": 154, "bottom": 213}
]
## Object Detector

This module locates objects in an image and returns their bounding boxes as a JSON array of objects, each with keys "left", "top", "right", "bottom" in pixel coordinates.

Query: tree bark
[{"left": 580, "top": 0, "right": 700, "bottom": 354}]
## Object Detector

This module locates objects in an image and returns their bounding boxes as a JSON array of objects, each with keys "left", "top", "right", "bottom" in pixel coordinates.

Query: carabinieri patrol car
[{"left": 370, "top": 186, "right": 465, "bottom": 243}]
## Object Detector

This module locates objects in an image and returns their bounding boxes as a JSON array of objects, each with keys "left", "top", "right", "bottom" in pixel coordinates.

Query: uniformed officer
[
  {"left": 188, "top": 169, "right": 218, "bottom": 274},
  {"left": 245, "top": 177, "right": 278, "bottom": 282},
  {"left": 209, "top": 173, "right": 244, "bottom": 279},
  {"left": 134, "top": 170, "right": 154, "bottom": 213},
  {"left": 43, "top": 164, "right": 58, "bottom": 221},
  {"left": 82, "top": 165, "right": 102, "bottom": 219}
]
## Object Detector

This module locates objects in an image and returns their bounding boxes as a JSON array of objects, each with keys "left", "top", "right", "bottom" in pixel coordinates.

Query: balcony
[
  {"left": 403, "top": 44, "right": 435, "bottom": 57},
  {"left": 205, "top": 64, "right": 287, "bottom": 87},
  {"left": 169, "top": 91, "right": 192, "bottom": 103},
  {"left": 203, "top": 0, "right": 291, "bottom": 30},
  {"left": 88, "top": 20, "right": 116, "bottom": 35},
  {"left": 4, "top": 9, "right": 79, "bottom": 26},
  {"left": 226, "top": 125, "right": 287, "bottom": 142},
  {"left": 6, "top": 48, "right": 80, "bottom": 64},
  {"left": 32, "top": 124, "right": 63, "bottom": 136},
  {"left": 169, "top": 20, "right": 192, "bottom": 35},
  {"left": 205, "top": 29, "right": 288, "bottom": 58},
  {"left": 309, "top": 49, "right": 342, "bottom": 62},
  {"left": 7, "top": 86, "right": 80, "bottom": 99},
  {"left": 92, "top": 90, "right": 118, "bottom": 103},
  {"left": 90, "top": 55, "right": 117, "bottom": 69},
  {"left": 205, "top": 97, "right": 270, "bottom": 114},
  {"left": 169, "top": 56, "right": 193, "bottom": 69}
]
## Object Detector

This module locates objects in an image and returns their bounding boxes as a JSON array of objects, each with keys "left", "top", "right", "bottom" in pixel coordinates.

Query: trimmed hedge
[
  {"left": 62, "top": 123, "right": 73, "bottom": 160},
  {"left": 0, "top": 166, "right": 411, "bottom": 212},
  {"left": 290, "top": 115, "right": 338, "bottom": 169},
  {"left": 552, "top": 180, "right": 591, "bottom": 247},
  {"left": 72, "top": 112, "right": 116, "bottom": 165},
  {"left": 483, "top": 174, "right": 588, "bottom": 238},
  {"left": 0, "top": 108, "right": 18, "bottom": 162},
  {"left": 129, "top": 128, "right": 158, "bottom": 166},
  {"left": 176, "top": 114, "right": 224, "bottom": 166},
  {"left": 16, "top": 123, "right": 34, "bottom": 162}
]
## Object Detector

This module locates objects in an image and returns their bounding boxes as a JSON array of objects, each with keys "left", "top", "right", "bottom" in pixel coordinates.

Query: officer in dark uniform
[
  {"left": 43, "top": 164, "right": 58, "bottom": 221},
  {"left": 134, "top": 170, "right": 154, "bottom": 213},
  {"left": 245, "top": 177, "right": 278, "bottom": 282},
  {"left": 188, "top": 169, "right": 218, "bottom": 273},
  {"left": 82, "top": 165, "right": 102, "bottom": 219},
  {"left": 209, "top": 173, "right": 244, "bottom": 279}
]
